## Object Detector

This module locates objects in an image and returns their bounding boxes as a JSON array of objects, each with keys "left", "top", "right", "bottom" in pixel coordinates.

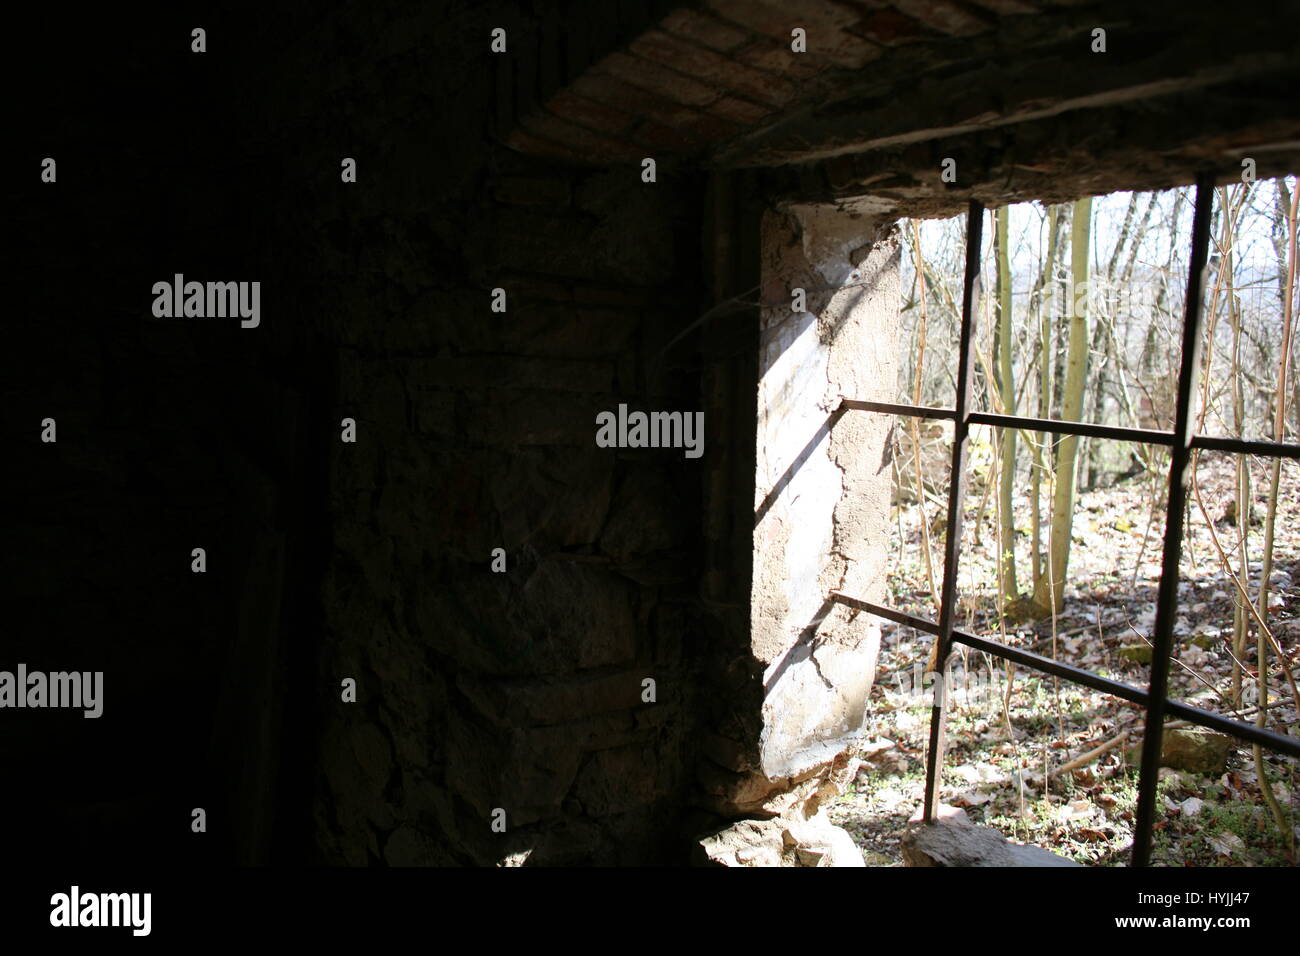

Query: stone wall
[
  {"left": 237, "top": 0, "right": 727, "bottom": 865},
  {"left": 6, "top": 0, "right": 749, "bottom": 868},
  {"left": 251, "top": 1, "right": 905, "bottom": 862}
]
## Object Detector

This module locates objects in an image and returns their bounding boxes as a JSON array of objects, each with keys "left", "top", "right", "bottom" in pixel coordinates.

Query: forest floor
[{"left": 831, "top": 448, "right": 1300, "bottom": 866}]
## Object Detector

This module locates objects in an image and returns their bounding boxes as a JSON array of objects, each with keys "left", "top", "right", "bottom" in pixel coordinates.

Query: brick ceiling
[{"left": 500, "top": 0, "right": 1300, "bottom": 212}]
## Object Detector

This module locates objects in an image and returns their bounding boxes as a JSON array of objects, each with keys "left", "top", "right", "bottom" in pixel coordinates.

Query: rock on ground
[
  {"left": 902, "top": 805, "right": 1082, "bottom": 867},
  {"left": 698, "top": 812, "right": 866, "bottom": 867}
]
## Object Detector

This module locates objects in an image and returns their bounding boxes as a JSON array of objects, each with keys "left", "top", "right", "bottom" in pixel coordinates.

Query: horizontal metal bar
[
  {"left": 1162, "top": 699, "right": 1300, "bottom": 757},
  {"left": 951, "top": 630, "right": 1152, "bottom": 707},
  {"left": 1191, "top": 434, "right": 1300, "bottom": 459},
  {"left": 827, "top": 592, "right": 1300, "bottom": 759},
  {"left": 841, "top": 402, "right": 1300, "bottom": 459},
  {"left": 969, "top": 411, "right": 1176, "bottom": 446},
  {"left": 954, "top": 631, "right": 1300, "bottom": 759},
  {"left": 839, "top": 399, "right": 956, "bottom": 421},
  {"left": 829, "top": 591, "right": 939, "bottom": 634}
]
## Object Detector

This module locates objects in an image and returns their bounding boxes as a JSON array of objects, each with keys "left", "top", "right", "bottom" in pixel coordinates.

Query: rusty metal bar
[
  {"left": 830, "top": 590, "right": 940, "bottom": 634},
  {"left": 952, "top": 631, "right": 1300, "bottom": 759},
  {"left": 969, "top": 411, "right": 1175, "bottom": 446},
  {"left": 840, "top": 398, "right": 957, "bottom": 421},
  {"left": 842, "top": 404, "right": 1300, "bottom": 460},
  {"left": 1190, "top": 434, "right": 1300, "bottom": 459},
  {"left": 1131, "top": 173, "right": 1216, "bottom": 867},
  {"left": 922, "top": 200, "right": 984, "bottom": 822},
  {"left": 829, "top": 591, "right": 1300, "bottom": 759}
]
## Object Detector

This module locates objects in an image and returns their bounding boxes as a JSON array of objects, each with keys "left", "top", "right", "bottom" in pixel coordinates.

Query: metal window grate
[{"left": 834, "top": 174, "right": 1300, "bottom": 866}]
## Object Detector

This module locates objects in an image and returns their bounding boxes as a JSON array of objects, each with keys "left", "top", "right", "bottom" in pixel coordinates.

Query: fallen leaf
[{"left": 1062, "top": 799, "right": 1095, "bottom": 821}]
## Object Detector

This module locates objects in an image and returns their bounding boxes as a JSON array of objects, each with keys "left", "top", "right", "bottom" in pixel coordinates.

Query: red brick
[
  {"left": 627, "top": 111, "right": 743, "bottom": 152},
  {"left": 849, "top": 8, "right": 936, "bottom": 45},
  {"left": 659, "top": 7, "right": 754, "bottom": 52},
  {"left": 517, "top": 110, "right": 645, "bottom": 162},
  {"left": 594, "top": 51, "right": 721, "bottom": 107},
  {"left": 546, "top": 88, "right": 637, "bottom": 135},
  {"left": 705, "top": 0, "right": 859, "bottom": 39},
  {"left": 629, "top": 118, "right": 702, "bottom": 152},
  {"left": 709, "top": 0, "right": 884, "bottom": 68},
  {"left": 802, "top": 28, "right": 883, "bottom": 68},
  {"left": 890, "top": 0, "right": 995, "bottom": 36},
  {"left": 628, "top": 29, "right": 799, "bottom": 108},
  {"left": 674, "top": 110, "right": 744, "bottom": 143},
  {"left": 966, "top": 0, "right": 1041, "bottom": 14},
  {"left": 503, "top": 127, "right": 586, "bottom": 163},
  {"left": 733, "top": 35, "right": 831, "bottom": 80},
  {"left": 571, "top": 73, "right": 704, "bottom": 130},
  {"left": 708, "top": 94, "right": 773, "bottom": 126}
]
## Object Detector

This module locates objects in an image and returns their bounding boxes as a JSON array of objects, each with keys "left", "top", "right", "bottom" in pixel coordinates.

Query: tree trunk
[
  {"left": 1044, "top": 196, "right": 1092, "bottom": 615},
  {"left": 1030, "top": 205, "right": 1062, "bottom": 612},
  {"left": 994, "top": 206, "right": 1019, "bottom": 605},
  {"left": 1253, "top": 180, "right": 1298, "bottom": 857}
]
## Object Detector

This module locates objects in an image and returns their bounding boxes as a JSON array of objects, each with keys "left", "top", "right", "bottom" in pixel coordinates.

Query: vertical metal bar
[
  {"left": 1131, "top": 173, "right": 1215, "bottom": 866},
  {"left": 923, "top": 200, "right": 984, "bottom": 822}
]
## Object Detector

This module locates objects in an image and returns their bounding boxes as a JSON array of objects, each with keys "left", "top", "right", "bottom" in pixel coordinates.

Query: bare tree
[
  {"left": 1042, "top": 197, "right": 1092, "bottom": 615},
  {"left": 993, "top": 206, "right": 1019, "bottom": 606}
]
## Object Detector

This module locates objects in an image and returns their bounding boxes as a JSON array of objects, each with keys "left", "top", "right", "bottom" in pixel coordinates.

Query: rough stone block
[
  {"left": 573, "top": 745, "right": 660, "bottom": 816},
  {"left": 514, "top": 558, "right": 639, "bottom": 671},
  {"left": 495, "top": 305, "right": 638, "bottom": 359},
  {"left": 490, "top": 445, "right": 615, "bottom": 549},
  {"left": 413, "top": 391, "right": 457, "bottom": 438},
  {"left": 474, "top": 389, "right": 605, "bottom": 447},
  {"left": 601, "top": 469, "right": 691, "bottom": 559},
  {"left": 383, "top": 825, "right": 455, "bottom": 866},
  {"left": 500, "top": 671, "right": 645, "bottom": 725},
  {"left": 1127, "top": 727, "right": 1234, "bottom": 775},
  {"left": 902, "top": 805, "right": 1083, "bottom": 866},
  {"left": 698, "top": 811, "right": 865, "bottom": 866},
  {"left": 412, "top": 356, "right": 614, "bottom": 394}
]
